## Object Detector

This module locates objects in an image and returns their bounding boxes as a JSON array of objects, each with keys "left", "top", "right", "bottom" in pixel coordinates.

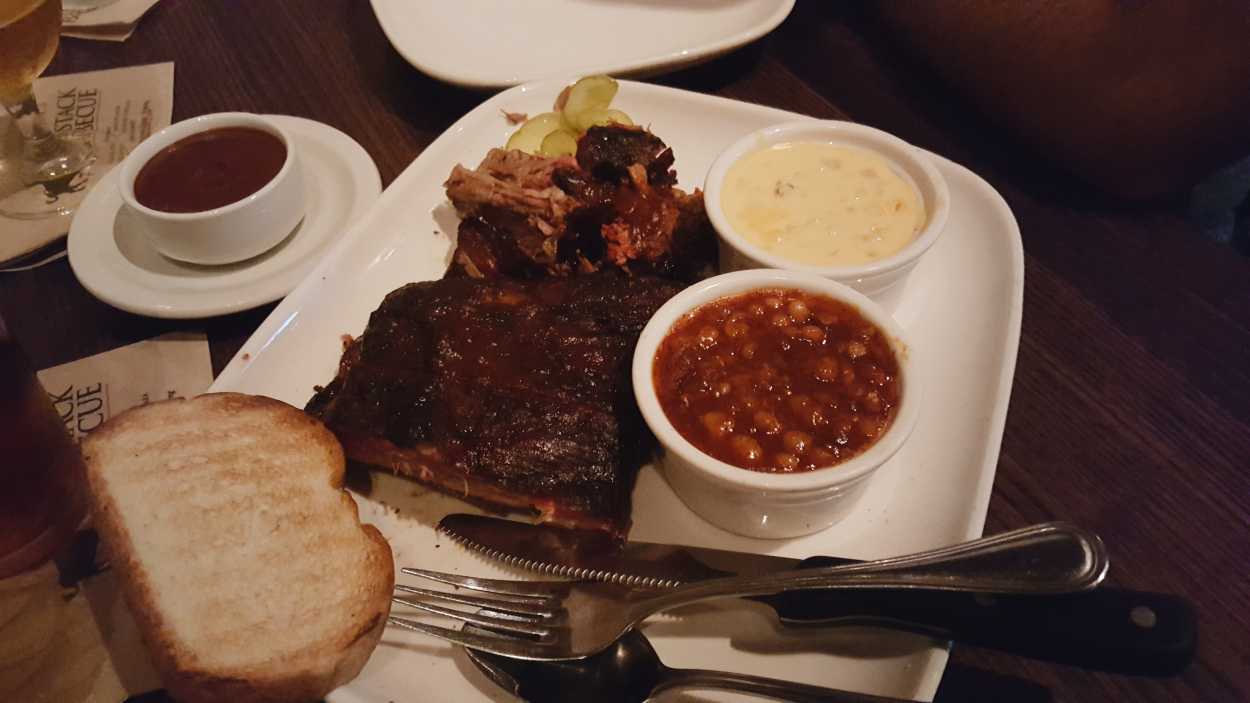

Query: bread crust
[{"left": 83, "top": 393, "right": 394, "bottom": 703}]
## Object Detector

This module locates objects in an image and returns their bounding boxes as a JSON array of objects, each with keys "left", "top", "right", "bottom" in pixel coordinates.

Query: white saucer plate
[
  {"left": 210, "top": 80, "right": 1023, "bottom": 702},
  {"left": 370, "top": 0, "right": 796, "bottom": 88},
  {"left": 67, "top": 115, "right": 381, "bottom": 319}
]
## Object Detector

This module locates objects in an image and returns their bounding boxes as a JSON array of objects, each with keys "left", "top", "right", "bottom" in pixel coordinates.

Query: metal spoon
[{"left": 464, "top": 627, "right": 912, "bottom": 703}]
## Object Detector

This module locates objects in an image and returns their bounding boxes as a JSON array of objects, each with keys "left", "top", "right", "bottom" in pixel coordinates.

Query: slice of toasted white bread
[{"left": 83, "top": 393, "right": 393, "bottom": 703}]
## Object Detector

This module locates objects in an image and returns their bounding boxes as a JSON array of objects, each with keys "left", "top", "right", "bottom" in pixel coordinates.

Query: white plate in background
[
  {"left": 211, "top": 80, "right": 1024, "bottom": 702},
  {"left": 369, "top": 0, "right": 795, "bottom": 88}
]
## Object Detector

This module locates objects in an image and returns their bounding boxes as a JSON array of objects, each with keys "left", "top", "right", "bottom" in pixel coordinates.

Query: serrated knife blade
[{"left": 438, "top": 513, "right": 811, "bottom": 589}]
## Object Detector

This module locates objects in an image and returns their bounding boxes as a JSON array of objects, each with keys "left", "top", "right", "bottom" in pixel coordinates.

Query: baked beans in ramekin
[{"left": 633, "top": 269, "right": 922, "bottom": 539}]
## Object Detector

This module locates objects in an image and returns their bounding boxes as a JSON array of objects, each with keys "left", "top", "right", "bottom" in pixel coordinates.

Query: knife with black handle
[
  {"left": 766, "top": 555, "right": 1195, "bottom": 676},
  {"left": 439, "top": 513, "right": 1197, "bottom": 677}
]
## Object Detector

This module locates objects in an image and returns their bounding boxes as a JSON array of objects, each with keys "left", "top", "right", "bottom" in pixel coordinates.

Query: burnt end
[
  {"left": 556, "top": 208, "right": 611, "bottom": 268},
  {"left": 550, "top": 166, "right": 615, "bottom": 267},
  {"left": 646, "top": 147, "right": 677, "bottom": 188},
  {"left": 666, "top": 191, "right": 720, "bottom": 280},
  {"left": 449, "top": 210, "right": 555, "bottom": 279},
  {"left": 305, "top": 272, "right": 685, "bottom": 535},
  {"left": 576, "top": 125, "right": 677, "bottom": 186},
  {"left": 552, "top": 166, "right": 613, "bottom": 204}
]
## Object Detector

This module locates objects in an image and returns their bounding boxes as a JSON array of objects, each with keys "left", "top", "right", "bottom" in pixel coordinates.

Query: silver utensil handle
[
  {"left": 655, "top": 668, "right": 911, "bottom": 702},
  {"left": 636, "top": 523, "right": 1107, "bottom": 617}
]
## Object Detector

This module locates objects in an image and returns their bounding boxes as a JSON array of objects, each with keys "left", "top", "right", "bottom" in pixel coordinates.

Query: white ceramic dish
[
  {"left": 633, "top": 269, "right": 922, "bottom": 539},
  {"left": 68, "top": 116, "right": 381, "bottom": 319},
  {"left": 369, "top": 0, "right": 795, "bottom": 88},
  {"left": 117, "top": 112, "right": 306, "bottom": 265},
  {"left": 705, "top": 120, "right": 951, "bottom": 311},
  {"left": 210, "top": 80, "right": 1023, "bottom": 702}
]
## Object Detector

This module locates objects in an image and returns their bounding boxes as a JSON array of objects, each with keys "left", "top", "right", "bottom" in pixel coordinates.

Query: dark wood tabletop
[{"left": 4, "top": 2, "right": 1247, "bottom": 702}]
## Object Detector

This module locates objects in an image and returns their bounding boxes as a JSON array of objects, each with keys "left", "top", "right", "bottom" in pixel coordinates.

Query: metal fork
[{"left": 389, "top": 522, "right": 1106, "bottom": 660}]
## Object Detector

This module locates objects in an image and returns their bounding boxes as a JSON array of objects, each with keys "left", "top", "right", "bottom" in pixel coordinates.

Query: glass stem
[{"left": 2, "top": 84, "right": 62, "bottom": 164}]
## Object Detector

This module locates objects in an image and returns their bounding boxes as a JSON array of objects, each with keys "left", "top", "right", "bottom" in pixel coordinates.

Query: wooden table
[{"left": 4, "top": 3, "right": 1247, "bottom": 702}]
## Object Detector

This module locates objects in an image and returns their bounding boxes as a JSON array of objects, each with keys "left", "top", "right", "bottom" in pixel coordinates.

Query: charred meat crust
[
  {"left": 306, "top": 272, "right": 684, "bottom": 537},
  {"left": 576, "top": 125, "right": 677, "bottom": 187}
]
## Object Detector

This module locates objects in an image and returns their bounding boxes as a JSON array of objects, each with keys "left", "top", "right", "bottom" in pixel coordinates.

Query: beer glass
[
  {"left": 0, "top": 313, "right": 89, "bottom": 699},
  {"left": 0, "top": 314, "right": 86, "bottom": 578},
  {"left": 0, "top": 0, "right": 95, "bottom": 219}
]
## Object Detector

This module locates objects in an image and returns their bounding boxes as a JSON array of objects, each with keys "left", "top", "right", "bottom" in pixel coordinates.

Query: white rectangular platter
[{"left": 211, "top": 79, "right": 1024, "bottom": 702}]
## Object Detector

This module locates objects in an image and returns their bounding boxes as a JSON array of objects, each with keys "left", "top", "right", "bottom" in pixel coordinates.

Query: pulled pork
[{"left": 442, "top": 124, "right": 716, "bottom": 280}]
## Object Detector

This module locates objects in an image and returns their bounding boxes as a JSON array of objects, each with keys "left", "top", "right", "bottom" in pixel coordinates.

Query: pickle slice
[
  {"left": 506, "top": 76, "right": 628, "bottom": 155},
  {"left": 561, "top": 75, "right": 619, "bottom": 132},
  {"left": 574, "top": 107, "right": 634, "bottom": 131},
  {"left": 504, "top": 112, "right": 563, "bottom": 154},
  {"left": 538, "top": 129, "right": 578, "bottom": 157}
]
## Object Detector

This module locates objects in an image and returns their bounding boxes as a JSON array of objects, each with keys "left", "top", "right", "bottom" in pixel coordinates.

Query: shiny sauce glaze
[
  {"left": 653, "top": 289, "right": 901, "bottom": 473},
  {"left": 133, "top": 127, "right": 286, "bottom": 213}
]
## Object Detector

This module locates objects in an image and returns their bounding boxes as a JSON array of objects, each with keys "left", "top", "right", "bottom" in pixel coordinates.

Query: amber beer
[
  {"left": 0, "top": 313, "right": 86, "bottom": 580},
  {"left": 0, "top": 0, "right": 61, "bottom": 102}
]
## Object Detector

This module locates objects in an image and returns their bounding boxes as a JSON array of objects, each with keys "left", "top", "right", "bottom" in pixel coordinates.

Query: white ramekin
[
  {"left": 118, "top": 112, "right": 305, "bottom": 265},
  {"left": 633, "top": 269, "right": 922, "bottom": 539},
  {"left": 704, "top": 120, "right": 950, "bottom": 312}
]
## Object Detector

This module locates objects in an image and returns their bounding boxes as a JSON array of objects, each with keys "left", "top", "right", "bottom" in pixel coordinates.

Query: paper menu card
[
  {"left": 36, "top": 330, "right": 213, "bottom": 442},
  {"left": 62, "top": 0, "right": 162, "bottom": 42}
]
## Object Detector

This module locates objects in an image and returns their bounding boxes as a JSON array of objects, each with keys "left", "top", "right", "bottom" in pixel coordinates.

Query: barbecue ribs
[{"left": 305, "top": 272, "right": 684, "bottom": 537}]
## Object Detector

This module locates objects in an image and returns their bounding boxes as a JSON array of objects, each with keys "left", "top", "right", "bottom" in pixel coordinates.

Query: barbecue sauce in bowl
[{"left": 133, "top": 127, "right": 287, "bottom": 213}]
